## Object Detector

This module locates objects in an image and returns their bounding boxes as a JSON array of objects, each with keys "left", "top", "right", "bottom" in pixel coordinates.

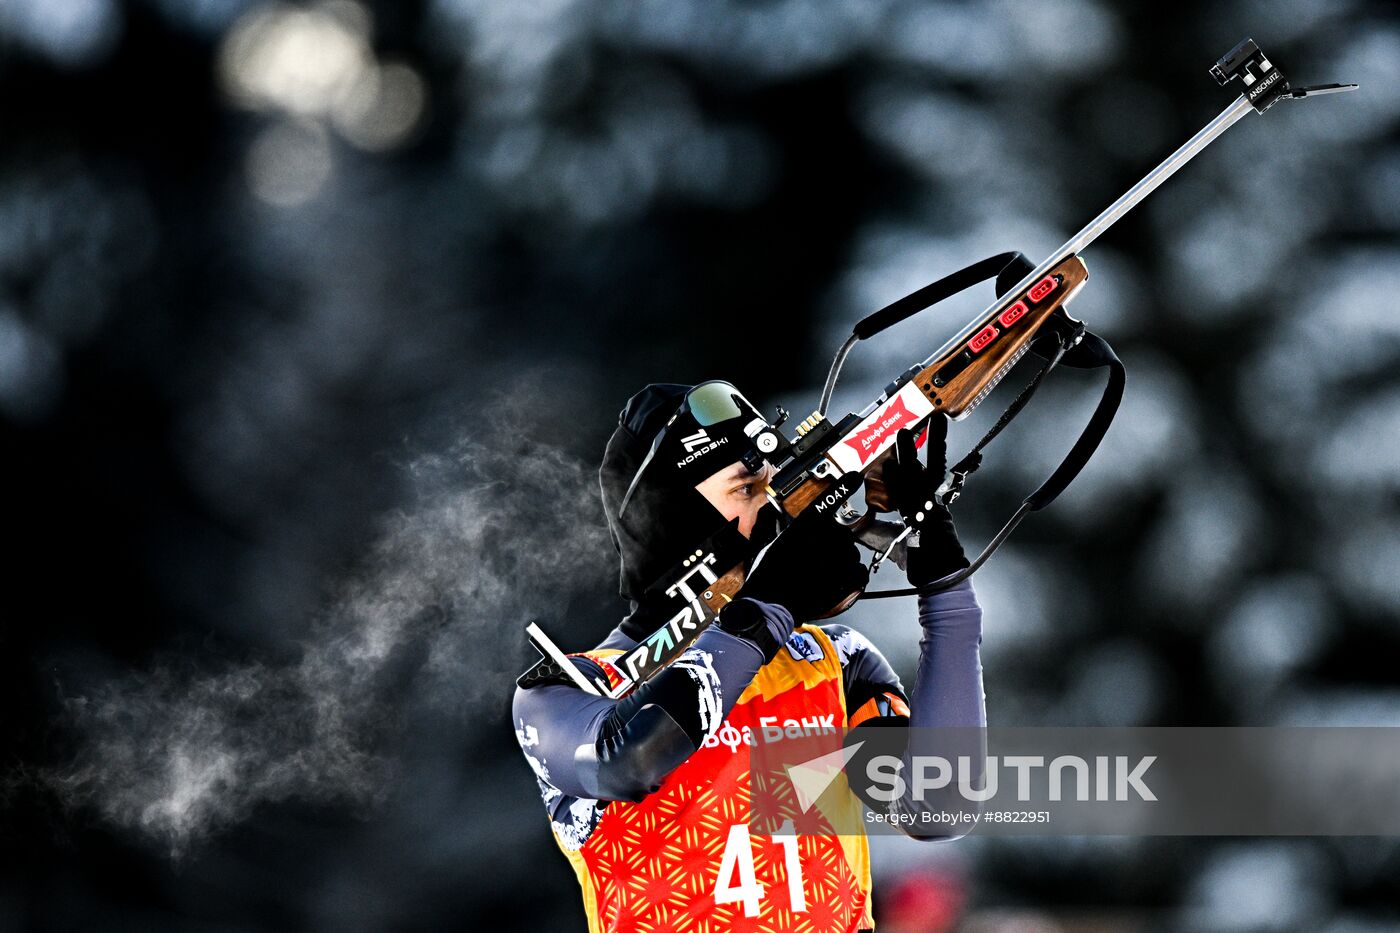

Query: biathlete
[{"left": 513, "top": 382, "right": 986, "bottom": 932}]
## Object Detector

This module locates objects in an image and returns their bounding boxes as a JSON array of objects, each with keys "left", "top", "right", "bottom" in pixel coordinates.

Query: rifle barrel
[
  {"left": 1060, "top": 93, "right": 1254, "bottom": 260},
  {"left": 911, "top": 94, "right": 1254, "bottom": 380}
]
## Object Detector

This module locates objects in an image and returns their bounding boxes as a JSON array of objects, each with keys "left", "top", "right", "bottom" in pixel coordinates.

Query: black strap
[
  {"left": 947, "top": 322, "right": 1124, "bottom": 512},
  {"left": 861, "top": 326, "right": 1125, "bottom": 599},
  {"left": 1025, "top": 330, "right": 1124, "bottom": 510},
  {"left": 851, "top": 252, "right": 1034, "bottom": 341}
]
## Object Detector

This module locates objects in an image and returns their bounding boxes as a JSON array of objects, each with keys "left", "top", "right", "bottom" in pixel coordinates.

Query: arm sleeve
[
  {"left": 512, "top": 617, "right": 779, "bottom": 804},
  {"left": 907, "top": 578, "right": 985, "bottom": 730},
  {"left": 830, "top": 578, "right": 986, "bottom": 840},
  {"left": 901, "top": 578, "right": 986, "bottom": 838},
  {"left": 826, "top": 578, "right": 984, "bottom": 730}
]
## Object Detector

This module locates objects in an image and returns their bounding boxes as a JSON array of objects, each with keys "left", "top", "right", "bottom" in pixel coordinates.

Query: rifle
[{"left": 521, "top": 39, "right": 1356, "bottom": 698}]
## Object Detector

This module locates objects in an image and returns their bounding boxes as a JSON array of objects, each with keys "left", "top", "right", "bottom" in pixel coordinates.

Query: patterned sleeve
[
  {"left": 512, "top": 626, "right": 767, "bottom": 804},
  {"left": 820, "top": 623, "right": 911, "bottom": 728}
]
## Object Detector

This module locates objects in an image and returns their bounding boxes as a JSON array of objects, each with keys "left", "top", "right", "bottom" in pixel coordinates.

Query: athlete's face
[{"left": 695, "top": 459, "right": 776, "bottom": 539}]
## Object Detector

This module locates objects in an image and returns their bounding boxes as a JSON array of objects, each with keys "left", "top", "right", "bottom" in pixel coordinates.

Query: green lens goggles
[
  {"left": 618, "top": 381, "right": 766, "bottom": 518},
  {"left": 685, "top": 381, "right": 745, "bottom": 426}
]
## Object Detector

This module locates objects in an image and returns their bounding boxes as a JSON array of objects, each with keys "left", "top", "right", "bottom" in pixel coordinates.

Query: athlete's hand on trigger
[
  {"left": 734, "top": 505, "right": 869, "bottom": 623},
  {"left": 881, "top": 421, "right": 969, "bottom": 588}
]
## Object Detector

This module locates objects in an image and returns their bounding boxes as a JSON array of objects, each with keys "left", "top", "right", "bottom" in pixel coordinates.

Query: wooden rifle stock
[
  {"left": 922, "top": 255, "right": 1088, "bottom": 418},
  {"left": 778, "top": 254, "right": 1089, "bottom": 523}
]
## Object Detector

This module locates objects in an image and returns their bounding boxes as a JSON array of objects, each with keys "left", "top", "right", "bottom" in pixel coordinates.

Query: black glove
[
  {"left": 734, "top": 507, "right": 870, "bottom": 625},
  {"left": 881, "top": 420, "right": 969, "bottom": 587}
]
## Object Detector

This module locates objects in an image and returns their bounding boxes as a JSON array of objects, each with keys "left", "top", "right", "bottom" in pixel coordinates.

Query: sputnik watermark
[
  {"left": 752, "top": 727, "right": 1400, "bottom": 836},
  {"left": 780, "top": 747, "right": 1156, "bottom": 831},
  {"left": 863, "top": 754, "right": 1157, "bottom": 803}
]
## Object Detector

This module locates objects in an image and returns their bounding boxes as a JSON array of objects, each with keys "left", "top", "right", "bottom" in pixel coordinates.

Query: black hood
[
  {"left": 602, "top": 378, "right": 778, "bottom": 610},
  {"left": 599, "top": 384, "right": 733, "bottom": 610}
]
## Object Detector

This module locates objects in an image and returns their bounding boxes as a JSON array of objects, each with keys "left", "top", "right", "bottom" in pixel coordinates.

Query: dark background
[{"left": 3, "top": 1, "right": 1398, "bottom": 930}]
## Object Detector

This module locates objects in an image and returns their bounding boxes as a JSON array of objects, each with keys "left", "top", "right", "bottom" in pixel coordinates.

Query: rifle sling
[{"left": 862, "top": 325, "right": 1125, "bottom": 599}]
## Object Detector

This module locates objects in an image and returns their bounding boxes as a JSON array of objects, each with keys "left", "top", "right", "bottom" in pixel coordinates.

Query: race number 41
[{"left": 714, "top": 822, "right": 805, "bottom": 917}]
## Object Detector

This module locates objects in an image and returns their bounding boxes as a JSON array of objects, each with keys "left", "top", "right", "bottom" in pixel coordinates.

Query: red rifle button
[
  {"left": 968, "top": 324, "right": 998, "bottom": 353},
  {"left": 1028, "top": 276, "right": 1057, "bottom": 303},
  {"left": 999, "top": 301, "right": 1027, "bottom": 327}
]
